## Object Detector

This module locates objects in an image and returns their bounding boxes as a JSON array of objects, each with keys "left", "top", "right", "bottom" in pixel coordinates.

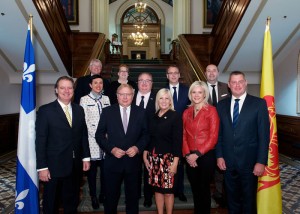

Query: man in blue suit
[
  {"left": 216, "top": 71, "right": 270, "bottom": 214},
  {"left": 96, "top": 84, "right": 148, "bottom": 214},
  {"left": 166, "top": 65, "right": 190, "bottom": 201}
]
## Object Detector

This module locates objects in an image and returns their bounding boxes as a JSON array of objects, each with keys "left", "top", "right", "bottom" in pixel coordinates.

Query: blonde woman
[
  {"left": 143, "top": 88, "right": 183, "bottom": 214},
  {"left": 182, "top": 81, "right": 220, "bottom": 214}
]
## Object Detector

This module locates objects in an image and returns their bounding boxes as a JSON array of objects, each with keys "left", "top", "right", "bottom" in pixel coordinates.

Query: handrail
[
  {"left": 82, "top": 34, "right": 107, "bottom": 76},
  {"left": 178, "top": 35, "right": 207, "bottom": 83}
]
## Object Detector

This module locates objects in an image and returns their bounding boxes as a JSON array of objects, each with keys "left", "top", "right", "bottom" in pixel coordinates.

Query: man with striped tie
[{"left": 216, "top": 71, "right": 270, "bottom": 214}]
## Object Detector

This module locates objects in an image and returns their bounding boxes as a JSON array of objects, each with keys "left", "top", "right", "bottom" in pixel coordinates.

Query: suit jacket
[
  {"left": 182, "top": 105, "right": 219, "bottom": 157},
  {"left": 74, "top": 74, "right": 110, "bottom": 104},
  {"left": 216, "top": 94, "right": 270, "bottom": 170},
  {"left": 35, "top": 100, "right": 90, "bottom": 177},
  {"left": 95, "top": 104, "right": 149, "bottom": 173},
  {"left": 80, "top": 93, "right": 110, "bottom": 159},
  {"left": 207, "top": 81, "right": 230, "bottom": 105},
  {"left": 167, "top": 83, "right": 190, "bottom": 115},
  {"left": 133, "top": 90, "right": 156, "bottom": 117}
]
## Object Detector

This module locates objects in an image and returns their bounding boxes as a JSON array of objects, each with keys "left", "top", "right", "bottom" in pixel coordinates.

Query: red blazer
[{"left": 182, "top": 104, "right": 219, "bottom": 157}]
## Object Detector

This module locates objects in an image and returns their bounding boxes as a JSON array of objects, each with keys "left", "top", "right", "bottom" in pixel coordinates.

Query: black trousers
[
  {"left": 104, "top": 169, "right": 140, "bottom": 214},
  {"left": 87, "top": 159, "right": 105, "bottom": 198},
  {"left": 186, "top": 150, "right": 216, "bottom": 214},
  {"left": 42, "top": 166, "right": 80, "bottom": 214},
  {"left": 143, "top": 163, "right": 153, "bottom": 200},
  {"left": 175, "top": 157, "right": 185, "bottom": 195},
  {"left": 224, "top": 168, "right": 258, "bottom": 214}
]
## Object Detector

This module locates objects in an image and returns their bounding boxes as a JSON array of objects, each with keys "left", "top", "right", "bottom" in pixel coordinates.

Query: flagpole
[
  {"left": 266, "top": 16, "right": 271, "bottom": 27},
  {"left": 29, "top": 14, "right": 33, "bottom": 42}
]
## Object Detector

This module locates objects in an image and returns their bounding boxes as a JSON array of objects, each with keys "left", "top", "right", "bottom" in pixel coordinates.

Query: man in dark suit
[
  {"left": 216, "top": 71, "right": 270, "bottom": 214},
  {"left": 205, "top": 64, "right": 230, "bottom": 207},
  {"left": 166, "top": 65, "right": 190, "bottom": 202},
  {"left": 36, "top": 76, "right": 91, "bottom": 214},
  {"left": 205, "top": 64, "right": 230, "bottom": 106},
  {"left": 133, "top": 72, "right": 156, "bottom": 208},
  {"left": 96, "top": 84, "right": 148, "bottom": 214},
  {"left": 74, "top": 59, "right": 110, "bottom": 104}
]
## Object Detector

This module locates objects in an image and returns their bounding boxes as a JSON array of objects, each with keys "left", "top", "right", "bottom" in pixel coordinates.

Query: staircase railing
[
  {"left": 173, "top": 0, "right": 251, "bottom": 85},
  {"left": 33, "top": 0, "right": 107, "bottom": 77}
]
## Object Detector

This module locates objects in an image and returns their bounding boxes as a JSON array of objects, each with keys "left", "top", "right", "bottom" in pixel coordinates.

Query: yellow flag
[{"left": 257, "top": 18, "right": 282, "bottom": 214}]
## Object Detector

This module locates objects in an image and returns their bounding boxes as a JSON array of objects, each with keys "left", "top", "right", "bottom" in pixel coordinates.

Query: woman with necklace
[
  {"left": 80, "top": 75, "right": 111, "bottom": 209},
  {"left": 143, "top": 88, "right": 182, "bottom": 214},
  {"left": 182, "top": 81, "right": 220, "bottom": 214}
]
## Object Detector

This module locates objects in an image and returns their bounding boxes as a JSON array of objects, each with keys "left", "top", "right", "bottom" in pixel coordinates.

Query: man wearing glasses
[
  {"left": 96, "top": 84, "right": 148, "bottom": 214},
  {"left": 133, "top": 72, "right": 156, "bottom": 208},
  {"left": 166, "top": 65, "right": 190, "bottom": 202}
]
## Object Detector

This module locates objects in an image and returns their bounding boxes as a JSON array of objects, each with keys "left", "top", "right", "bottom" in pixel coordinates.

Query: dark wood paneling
[
  {"left": 210, "top": 0, "right": 251, "bottom": 64},
  {"left": 33, "top": 0, "right": 72, "bottom": 74},
  {"left": 277, "top": 114, "right": 300, "bottom": 159},
  {"left": 0, "top": 114, "right": 19, "bottom": 155}
]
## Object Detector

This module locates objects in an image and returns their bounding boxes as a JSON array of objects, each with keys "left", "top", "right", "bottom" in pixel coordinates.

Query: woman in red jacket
[{"left": 182, "top": 81, "right": 220, "bottom": 214}]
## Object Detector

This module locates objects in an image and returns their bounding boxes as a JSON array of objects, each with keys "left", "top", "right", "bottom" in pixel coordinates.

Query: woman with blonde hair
[
  {"left": 182, "top": 81, "right": 220, "bottom": 214},
  {"left": 143, "top": 88, "right": 182, "bottom": 214}
]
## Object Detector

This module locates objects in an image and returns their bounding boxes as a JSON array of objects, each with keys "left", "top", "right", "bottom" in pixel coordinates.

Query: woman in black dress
[
  {"left": 107, "top": 64, "right": 137, "bottom": 104},
  {"left": 143, "top": 88, "right": 183, "bottom": 214}
]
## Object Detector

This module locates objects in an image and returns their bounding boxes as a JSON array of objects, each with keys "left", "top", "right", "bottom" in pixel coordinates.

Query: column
[
  {"left": 92, "top": 0, "right": 109, "bottom": 36},
  {"left": 173, "top": 0, "right": 190, "bottom": 39}
]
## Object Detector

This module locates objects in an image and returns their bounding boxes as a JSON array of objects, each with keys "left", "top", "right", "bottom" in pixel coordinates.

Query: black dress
[
  {"left": 107, "top": 80, "right": 137, "bottom": 104},
  {"left": 147, "top": 109, "right": 183, "bottom": 194}
]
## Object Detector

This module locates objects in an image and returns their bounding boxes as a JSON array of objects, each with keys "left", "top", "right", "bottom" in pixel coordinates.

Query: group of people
[{"left": 35, "top": 59, "right": 270, "bottom": 214}]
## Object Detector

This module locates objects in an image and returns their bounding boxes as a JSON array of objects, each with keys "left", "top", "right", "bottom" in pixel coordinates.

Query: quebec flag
[{"left": 15, "top": 25, "right": 39, "bottom": 213}]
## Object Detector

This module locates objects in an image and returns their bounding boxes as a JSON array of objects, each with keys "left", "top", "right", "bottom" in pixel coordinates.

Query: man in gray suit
[
  {"left": 216, "top": 71, "right": 269, "bottom": 213},
  {"left": 205, "top": 64, "right": 229, "bottom": 207}
]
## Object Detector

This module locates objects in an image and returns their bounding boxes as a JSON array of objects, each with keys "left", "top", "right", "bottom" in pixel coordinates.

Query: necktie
[
  {"left": 122, "top": 107, "right": 128, "bottom": 133},
  {"left": 173, "top": 86, "right": 178, "bottom": 109},
  {"left": 211, "top": 85, "right": 217, "bottom": 107},
  {"left": 139, "top": 96, "right": 145, "bottom": 109},
  {"left": 232, "top": 99, "right": 240, "bottom": 128},
  {"left": 64, "top": 106, "right": 72, "bottom": 127}
]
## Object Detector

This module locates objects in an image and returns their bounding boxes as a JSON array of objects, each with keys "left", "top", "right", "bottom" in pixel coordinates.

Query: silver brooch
[{"left": 164, "top": 116, "right": 167, "bottom": 119}]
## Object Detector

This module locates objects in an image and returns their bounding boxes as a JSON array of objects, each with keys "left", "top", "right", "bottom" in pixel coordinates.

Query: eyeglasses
[
  {"left": 230, "top": 80, "right": 245, "bottom": 86},
  {"left": 119, "top": 70, "right": 128, "bottom": 73},
  {"left": 138, "top": 80, "right": 152, "bottom": 84},
  {"left": 167, "top": 72, "right": 179, "bottom": 75},
  {"left": 117, "top": 93, "right": 133, "bottom": 97}
]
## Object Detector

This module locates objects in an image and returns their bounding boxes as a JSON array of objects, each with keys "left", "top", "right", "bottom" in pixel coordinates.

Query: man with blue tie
[
  {"left": 166, "top": 65, "right": 190, "bottom": 202},
  {"left": 216, "top": 71, "right": 270, "bottom": 213},
  {"left": 96, "top": 84, "right": 148, "bottom": 214}
]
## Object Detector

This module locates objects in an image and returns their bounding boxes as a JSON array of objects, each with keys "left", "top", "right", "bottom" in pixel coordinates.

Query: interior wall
[
  {"left": 70, "top": 0, "right": 92, "bottom": 32},
  {"left": 275, "top": 38, "right": 300, "bottom": 116}
]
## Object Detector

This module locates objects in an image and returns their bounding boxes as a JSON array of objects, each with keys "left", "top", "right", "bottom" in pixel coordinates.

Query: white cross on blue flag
[{"left": 15, "top": 24, "right": 39, "bottom": 213}]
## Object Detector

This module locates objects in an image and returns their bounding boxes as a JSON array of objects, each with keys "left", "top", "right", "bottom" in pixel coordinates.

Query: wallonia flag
[
  {"left": 257, "top": 17, "right": 282, "bottom": 214},
  {"left": 15, "top": 21, "right": 39, "bottom": 213}
]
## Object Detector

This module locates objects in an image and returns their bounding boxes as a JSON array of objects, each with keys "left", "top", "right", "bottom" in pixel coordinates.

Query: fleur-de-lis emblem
[
  {"left": 15, "top": 189, "right": 29, "bottom": 210},
  {"left": 23, "top": 62, "right": 35, "bottom": 83}
]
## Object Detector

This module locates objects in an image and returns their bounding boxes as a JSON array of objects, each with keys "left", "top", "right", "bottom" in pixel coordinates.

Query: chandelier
[
  {"left": 135, "top": 0, "right": 147, "bottom": 13},
  {"left": 130, "top": 31, "right": 148, "bottom": 46}
]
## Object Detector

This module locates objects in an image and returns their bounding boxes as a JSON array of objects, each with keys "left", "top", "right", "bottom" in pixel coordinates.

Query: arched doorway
[{"left": 121, "top": 6, "right": 161, "bottom": 59}]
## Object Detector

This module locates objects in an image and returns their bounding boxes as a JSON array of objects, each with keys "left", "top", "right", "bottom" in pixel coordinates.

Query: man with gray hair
[{"left": 74, "top": 59, "right": 110, "bottom": 104}]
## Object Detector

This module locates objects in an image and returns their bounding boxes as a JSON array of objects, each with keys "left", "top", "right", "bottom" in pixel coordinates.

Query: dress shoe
[
  {"left": 177, "top": 193, "right": 187, "bottom": 202},
  {"left": 91, "top": 196, "right": 99, "bottom": 209},
  {"left": 143, "top": 199, "right": 152, "bottom": 208}
]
